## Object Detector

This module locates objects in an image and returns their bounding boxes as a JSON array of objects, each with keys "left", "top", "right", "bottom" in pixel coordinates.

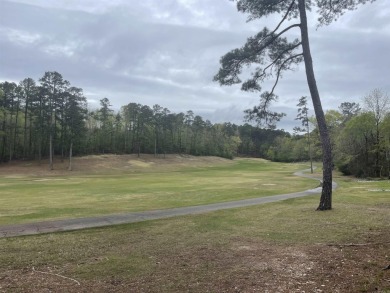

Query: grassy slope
[{"left": 0, "top": 158, "right": 315, "bottom": 225}]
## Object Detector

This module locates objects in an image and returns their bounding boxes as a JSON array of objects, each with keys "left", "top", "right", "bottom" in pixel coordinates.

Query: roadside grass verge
[
  {"left": 0, "top": 175, "right": 388, "bottom": 292},
  {"left": 0, "top": 158, "right": 315, "bottom": 225}
]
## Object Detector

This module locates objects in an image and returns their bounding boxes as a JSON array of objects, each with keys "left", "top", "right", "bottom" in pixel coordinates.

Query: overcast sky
[{"left": 1, "top": 0, "right": 389, "bottom": 131}]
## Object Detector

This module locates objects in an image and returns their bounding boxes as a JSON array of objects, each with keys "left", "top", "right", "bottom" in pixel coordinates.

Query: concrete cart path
[{"left": 0, "top": 168, "right": 336, "bottom": 238}]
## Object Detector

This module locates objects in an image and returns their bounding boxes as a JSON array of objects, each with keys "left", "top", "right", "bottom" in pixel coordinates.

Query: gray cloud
[{"left": 1, "top": 0, "right": 389, "bottom": 132}]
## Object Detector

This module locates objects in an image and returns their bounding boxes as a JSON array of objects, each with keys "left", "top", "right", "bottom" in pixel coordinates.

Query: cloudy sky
[{"left": 1, "top": 0, "right": 389, "bottom": 131}]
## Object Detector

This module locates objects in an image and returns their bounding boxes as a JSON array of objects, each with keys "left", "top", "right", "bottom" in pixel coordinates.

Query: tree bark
[
  {"left": 307, "top": 124, "right": 313, "bottom": 174},
  {"left": 49, "top": 131, "right": 53, "bottom": 170},
  {"left": 9, "top": 97, "right": 14, "bottom": 161},
  {"left": 154, "top": 135, "right": 157, "bottom": 158},
  {"left": 49, "top": 109, "right": 54, "bottom": 170},
  {"left": 68, "top": 141, "right": 73, "bottom": 171},
  {"left": 13, "top": 96, "right": 20, "bottom": 160},
  {"left": 298, "top": 0, "right": 332, "bottom": 210},
  {"left": 23, "top": 95, "right": 29, "bottom": 158}
]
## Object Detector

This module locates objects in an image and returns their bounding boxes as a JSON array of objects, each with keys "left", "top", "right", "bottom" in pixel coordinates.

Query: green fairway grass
[{"left": 0, "top": 158, "right": 316, "bottom": 225}]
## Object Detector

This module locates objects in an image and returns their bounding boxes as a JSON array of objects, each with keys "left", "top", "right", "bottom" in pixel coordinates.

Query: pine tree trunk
[
  {"left": 308, "top": 125, "right": 313, "bottom": 174},
  {"left": 49, "top": 110, "right": 54, "bottom": 170},
  {"left": 154, "top": 135, "right": 157, "bottom": 158},
  {"left": 49, "top": 132, "right": 53, "bottom": 170},
  {"left": 68, "top": 141, "right": 73, "bottom": 171},
  {"left": 29, "top": 113, "right": 33, "bottom": 155},
  {"left": 387, "top": 149, "right": 390, "bottom": 179},
  {"left": 0, "top": 113, "right": 6, "bottom": 162},
  {"left": 13, "top": 98, "right": 20, "bottom": 159},
  {"left": 23, "top": 99, "right": 29, "bottom": 158},
  {"left": 298, "top": 0, "right": 332, "bottom": 210},
  {"left": 9, "top": 101, "right": 14, "bottom": 161}
]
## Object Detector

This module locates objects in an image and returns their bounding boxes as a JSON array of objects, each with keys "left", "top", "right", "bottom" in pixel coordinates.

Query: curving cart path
[{"left": 0, "top": 168, "right": 336, "bottom": 238}]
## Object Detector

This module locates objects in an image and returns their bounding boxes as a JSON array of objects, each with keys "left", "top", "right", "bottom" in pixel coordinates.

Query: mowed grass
[
  {"left": 0, "top": 158, "right": 315, "bottom": 225},
  {"left": 0, "top": 175, "right": 388, "bottom": 292}
]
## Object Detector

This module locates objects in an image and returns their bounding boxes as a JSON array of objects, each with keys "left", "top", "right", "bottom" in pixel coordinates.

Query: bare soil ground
[
  {"left": 0, "top": 155, "right": 389, "bottom": 292},
  {"left": 1, "top": 232, "right": 389, "bottom": 292}
]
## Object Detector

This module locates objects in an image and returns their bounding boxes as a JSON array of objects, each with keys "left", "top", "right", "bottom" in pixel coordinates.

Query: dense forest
[{"left": 1, "top": 72, "right": 389, "bottom": 178}]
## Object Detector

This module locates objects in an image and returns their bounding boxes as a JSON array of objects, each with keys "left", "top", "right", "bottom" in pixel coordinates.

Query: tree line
[
  {"left": 0, "top": 71, "right": 287, "bottom": 164},
  {"left": 0, "top": 72, "right": 87, "bottom": 170},
  {"left": 1, "top": 72, "right": 388, "bottom": 178},
  {"left": 0, "top": 72, "right": 244, "bottom": 166},
  {"left": 268, "top": 90, "right": 390, "bottom": 178}
]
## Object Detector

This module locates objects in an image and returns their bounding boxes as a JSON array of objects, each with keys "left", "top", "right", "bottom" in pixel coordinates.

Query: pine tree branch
[
  {"left": 271, "top": 0, "right": 297, "bottom": 35},
  {"left": 254, "top": 23, "right": 301, "bottom": 55},
  {"left": 215, "top": 22, "right": 301, "bottom": 86},
  {"left": 253, "top": 42, "right": 302, "bottom": 84},
  {"left": 269, "top": 53, "right": 303, "bottom": 96},
  {"left": 247, "top": 0, "right": 296, "bottom": 45}
]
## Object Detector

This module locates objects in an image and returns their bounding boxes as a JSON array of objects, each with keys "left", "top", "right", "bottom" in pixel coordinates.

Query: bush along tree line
[
  {"left": 1, "top": 73, "right": 389, "bottom": 178},
  {"left": 267, "top": 91, "right": 390, "bottom": 179}
]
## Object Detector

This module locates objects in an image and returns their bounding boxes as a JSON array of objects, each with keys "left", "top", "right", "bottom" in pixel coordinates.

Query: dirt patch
[
  {"left": 1, "top": 232, "right": 389, "bottom": 292},
  {"left": 127, "top": 160, "right": 154, "bottom": 168},
  {"left": 0, "top": 154, "right": 232, "bottom": 177},
  {"left": 33, "top": 178, "right": 68, "bottom": 182}
]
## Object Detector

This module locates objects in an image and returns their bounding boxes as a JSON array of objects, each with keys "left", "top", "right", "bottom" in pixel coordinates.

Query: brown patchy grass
[
  {"left": 0, "top": 155, "right": 315, "bottom": 225},
  {"left": 0, "top": 229, "right": 389, "bottom": 292},
  {"left": 0, "top": 155, "right": 389, "bottom": 292},
  {"left": 0, "top": 154, "right": 233, "bottom": 177}
]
